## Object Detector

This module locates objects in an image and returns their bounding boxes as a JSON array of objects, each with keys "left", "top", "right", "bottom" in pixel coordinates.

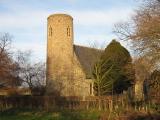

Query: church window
[
  {"left": 67, "top": 26, "right": 70, "bottom": 36},
  {"left": 90, "top": 83, "right": 93, "bottom": 95},
  {"left": 49, "top": 26, "right": 52, "bottom": 36}
]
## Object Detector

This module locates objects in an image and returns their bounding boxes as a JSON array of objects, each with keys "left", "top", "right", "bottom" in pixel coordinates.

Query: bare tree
[
  {"left": 114, "top": 0, "right": 160, "bottom": 65},
  {"left": 93, "top": 59, "right": 114, "bottom": 96},
  {"left": 0, "top": 33, "right": 21, "bottom": 88},
  {"left": 15, "top": 50, "right": 46, "bottom": 95},
  {"left": 134, "top": 57, "right": 152, "bottom": 101},
  {"left": 0, "top": 33, "right": 12, "bottom": 57},
  {"left": 134, "top": 57, "right": 152, "bottom": 82},
  {"left": 148, "top": 69, "right": 160, "bottom": 100}
]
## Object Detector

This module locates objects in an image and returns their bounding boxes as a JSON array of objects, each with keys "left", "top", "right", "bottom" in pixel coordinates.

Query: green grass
[
  {"left": 1, "top": 108, "right": 159, "bottom": 120},
  {"left": 0, "top": 108, "right": 101, "bottom": 120}
]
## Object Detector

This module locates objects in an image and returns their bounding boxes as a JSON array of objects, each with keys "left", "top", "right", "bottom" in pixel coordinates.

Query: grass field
[
  {"left": 0, "top": 108, "right": 160, "bottom": 120},
  {"left": 0, "top": 108, "right": 102, "bottom": 120}
]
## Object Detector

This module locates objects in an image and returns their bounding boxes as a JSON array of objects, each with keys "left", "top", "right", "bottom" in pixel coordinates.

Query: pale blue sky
[{"left": 0, "top": 0, "right": 139, "bottom": 61}]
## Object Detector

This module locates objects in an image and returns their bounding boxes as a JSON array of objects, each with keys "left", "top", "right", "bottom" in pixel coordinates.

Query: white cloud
[
  {"left": 0, "top": 11, "right": 49, "bottom": 29},
  {"left": 64, "top": 0, "right": 76, "bottom": 3},
  {"left": 70, "top": 9, "right": 134, "bottom": 26},
  {"left": 74, "top": 34, "right": 116, "bottom": 48},
  {"left": 0, "top": 8, "right": 134, "bottom": 29},
  {"left": 0, "top": 7, "right": 135, "bottom": 60},
  {"left": 13, "top": 41, "right": 46, "bottom": 61}
]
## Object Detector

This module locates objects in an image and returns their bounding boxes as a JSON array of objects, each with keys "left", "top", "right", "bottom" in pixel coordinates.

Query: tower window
[
  {"left": 67, "top": 27, "right": 70, "bottom": 36},
  {"left": 90, "top": 83, "right": 93, "bottom": 95},
  {"left": 49, "top": 26, "right": 52, "bottom": 36}
]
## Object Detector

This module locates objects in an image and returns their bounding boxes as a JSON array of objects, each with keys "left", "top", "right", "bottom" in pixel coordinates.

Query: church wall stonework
[
  {"left": 73, "top": 53, "right": 93, "bottom": 96},
  {"left": 46, "top": 14, "right": 93, "bottom": 96}
]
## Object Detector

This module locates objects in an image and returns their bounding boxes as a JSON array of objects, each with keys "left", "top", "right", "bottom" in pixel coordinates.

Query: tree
[
  {"left": 93, "top": 59, "right": 114, "bottom": 96},
  {"left": 0, "top": 33, "right": 21, "bottom": 88},
  {"left": 114, "top": 0, "right": 160, "bottom": 65},
  {"left": 148, "top": 70, "right": 160, "bottom": 99},
  {"left": 134, "top": 57, "right": 152, "bottom": 101},
  {"left": 15, "top": 50, "right": 46, "bottom": 95},
  {"left": 100, "top": 40, "right": 135, "bottom": 94}
]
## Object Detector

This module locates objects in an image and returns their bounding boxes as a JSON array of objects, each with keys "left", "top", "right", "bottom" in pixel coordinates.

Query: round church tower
[{"left": 46, "top": 14, "right": 74, "bottom": 96}]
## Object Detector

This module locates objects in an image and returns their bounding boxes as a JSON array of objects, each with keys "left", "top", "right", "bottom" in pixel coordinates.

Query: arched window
[
  {"left": 67, "top": 26, "right": 70, "bottom": 36},
  {"left": 49, "top": 26, "right": 52, "bottom": 36},
  {"left": 90, "top": 83, "right": 93, "bottom": 95}
]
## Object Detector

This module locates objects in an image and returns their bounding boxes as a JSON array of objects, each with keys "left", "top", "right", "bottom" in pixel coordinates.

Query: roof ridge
[{"left": 74, "top": 44, "right": 103, "bottom": 51}]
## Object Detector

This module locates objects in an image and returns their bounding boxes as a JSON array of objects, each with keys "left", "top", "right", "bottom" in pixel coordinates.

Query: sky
[{"left": 0, "top": 0, "right": 139, "bottom": 61}]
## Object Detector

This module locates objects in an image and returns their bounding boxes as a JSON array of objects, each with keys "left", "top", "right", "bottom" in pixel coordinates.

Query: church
[{"left": 46, "top": 14, "right": 101, "bottom": 96}]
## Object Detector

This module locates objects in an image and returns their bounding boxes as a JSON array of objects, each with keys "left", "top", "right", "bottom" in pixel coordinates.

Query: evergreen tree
[{"left": 100, "top": 40, "right": 134, "bottom": 94}]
